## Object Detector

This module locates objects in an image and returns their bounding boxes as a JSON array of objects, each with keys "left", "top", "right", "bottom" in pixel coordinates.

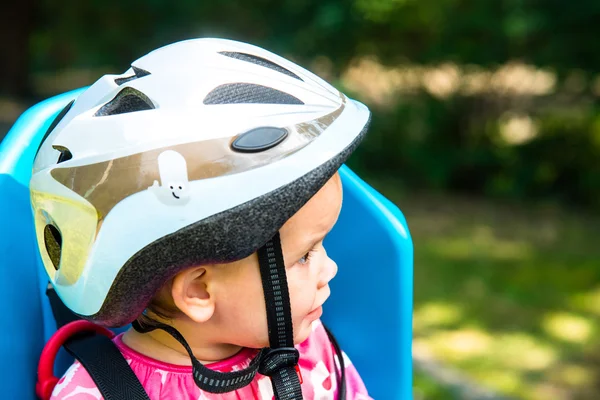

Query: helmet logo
[{"left": 148, "top": 150, "right": 191, "bottom": 206}]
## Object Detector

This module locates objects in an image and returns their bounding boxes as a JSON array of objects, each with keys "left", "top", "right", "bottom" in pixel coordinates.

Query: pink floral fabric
[{"left": 50, "top": 319, "right": 372, "bottom": 399}]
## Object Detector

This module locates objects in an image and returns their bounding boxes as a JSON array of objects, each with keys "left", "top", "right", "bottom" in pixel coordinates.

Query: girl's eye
[
  {"left": 298, "top": 250, "right": 314, "bottom": 265},
  {"left": 297, "top": 242, "right": 322, "bottom": 266}
]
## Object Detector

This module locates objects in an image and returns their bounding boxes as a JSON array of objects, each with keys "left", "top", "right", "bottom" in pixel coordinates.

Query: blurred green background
[{"left": 1, "top": 1, "right": 600, "bottom": 399}]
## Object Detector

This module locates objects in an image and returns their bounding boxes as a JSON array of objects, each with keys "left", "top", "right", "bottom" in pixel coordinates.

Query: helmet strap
[
  {"left": 133, "top": 232, "right": 302, "bottom": 399},
  {"left": 256, "top": 232, "right": 303, "bottom": 399},
  {"left": 132, "top": 319, "right": 266, "bottom": 393}
]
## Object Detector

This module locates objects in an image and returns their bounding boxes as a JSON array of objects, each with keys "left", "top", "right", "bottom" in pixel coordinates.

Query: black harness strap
[
  {"left": 46, "top": 286, "right": 79, "bottom": 327},
  {"left": 324, "top": 325, "right": 347, "bottom": 400},
  {"left": 46, "top": 288, "right": 151, "bottom": 400},
  {"left": 64, "top": 334, "right": 151, "bottom": 400}
]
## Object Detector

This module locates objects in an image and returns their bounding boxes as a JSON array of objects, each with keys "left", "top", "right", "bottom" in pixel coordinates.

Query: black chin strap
[
  {"left": 133, "top": 319, "right": 267, "bottom": 393},
  {"left": 134, "top": 232, "right": 350, "bottom": 399},
  {"left": 133, "top": 233, "right": 303, "bottom": 398},
  {"left": 256, "top": 232, "right": 303, "bottom": 399}
]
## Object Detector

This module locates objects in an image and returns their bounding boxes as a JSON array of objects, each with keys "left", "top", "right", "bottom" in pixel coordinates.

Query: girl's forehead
[{"left": 280, "top": 174, "right": 343, "bottom": 246}]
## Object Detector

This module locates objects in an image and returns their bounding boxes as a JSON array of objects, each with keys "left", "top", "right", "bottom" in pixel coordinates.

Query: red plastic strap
[
  {"left": 36, "top": 320, "right": 114, "bottom": 400},
  {"left": 294, "top": 365, "right": 303, "bottom": 384}
]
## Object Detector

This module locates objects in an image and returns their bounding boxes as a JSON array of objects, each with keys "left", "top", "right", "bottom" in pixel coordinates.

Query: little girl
[{"left": 30, "top": 38, "right": 372, "bottom": 399}]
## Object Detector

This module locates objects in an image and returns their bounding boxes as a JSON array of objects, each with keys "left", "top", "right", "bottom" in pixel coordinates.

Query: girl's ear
[{"left": 171, "top": 267, "right": 215, "bottom": 323}]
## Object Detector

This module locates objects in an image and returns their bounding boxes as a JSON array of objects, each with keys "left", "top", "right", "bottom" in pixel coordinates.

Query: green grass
[
  {"left": 413, "top": 368, "right": 460, "bottom": 400},
  {"left": 371, "top": 179, "right": 600, "bottom": 400}
]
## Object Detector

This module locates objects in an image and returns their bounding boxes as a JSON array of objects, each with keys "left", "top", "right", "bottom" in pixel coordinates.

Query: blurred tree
[
  {"left": 4, "top": 0, "right": 600, "bottom": 208},
  {"left": 0, "top": 0, "right": 35, "bottom": 98},
  {"left": 25, "top": 0, "right": 600, "bottom": 77}
]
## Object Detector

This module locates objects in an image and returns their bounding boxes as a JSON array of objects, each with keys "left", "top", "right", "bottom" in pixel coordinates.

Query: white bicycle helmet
[{"left": 31, "top": 38, "right": 370, "bottom": 397}]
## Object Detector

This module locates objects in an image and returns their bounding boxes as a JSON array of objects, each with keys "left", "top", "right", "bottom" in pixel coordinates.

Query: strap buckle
[{"left": 258, "top": 347, "right": 300, "bottom": 376}]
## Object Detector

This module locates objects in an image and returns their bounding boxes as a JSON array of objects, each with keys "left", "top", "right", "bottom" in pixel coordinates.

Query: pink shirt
[{"left": 50, "top": 320, "right": 372, "bottom": 399}]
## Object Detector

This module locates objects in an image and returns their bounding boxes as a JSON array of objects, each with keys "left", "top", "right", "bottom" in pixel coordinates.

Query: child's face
[{"left": 210, "top": 173, "right": 343, "bottom": 348}]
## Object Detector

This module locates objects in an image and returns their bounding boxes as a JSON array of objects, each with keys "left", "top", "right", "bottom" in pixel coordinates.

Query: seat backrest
[{"left": 0, "top": 91, "right": 413, "bottom": 400}]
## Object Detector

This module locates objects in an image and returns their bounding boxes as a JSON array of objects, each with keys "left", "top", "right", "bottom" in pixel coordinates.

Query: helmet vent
[
  {"left": 95, "top": 87, "right": 155, "bottom": 116},
  {"left": 52, "top": 145, "right": 73, "bottom": 164},
  {"left": 44, "top": 224, "right": 62, "bottom": 271},
  {"left": 114, "top": 66, "right": 151, "bottom": 85},
  {"left": 218, "top": 52, "right": 303, "bottom": 81},
  {"left": 203, "top": 83, "right": 304, "bottom": 105}
]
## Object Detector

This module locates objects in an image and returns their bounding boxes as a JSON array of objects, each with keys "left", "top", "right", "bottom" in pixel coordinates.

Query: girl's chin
[
  {"left": 305, "top": 306, "right": 323, "bottom": 321},
  {"left": 294, "top": 318, "right": 320, "bottom": 345}
]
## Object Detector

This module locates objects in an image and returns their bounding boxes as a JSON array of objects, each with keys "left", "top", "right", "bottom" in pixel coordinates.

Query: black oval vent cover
[{"left": 232, "top": 127, "right": 288, "bottom": 153}]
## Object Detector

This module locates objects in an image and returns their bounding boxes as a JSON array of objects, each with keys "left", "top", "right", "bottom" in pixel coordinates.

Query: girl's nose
[{"left": 318, "top": 254, "right": 338, "bottom": 289}]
